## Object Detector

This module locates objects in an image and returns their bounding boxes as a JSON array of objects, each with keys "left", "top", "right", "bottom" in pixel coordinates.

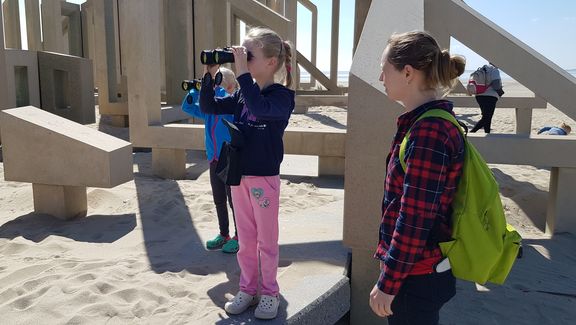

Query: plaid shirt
[{"left": 374, "top": 100, "right": 465, "bottom": 295}]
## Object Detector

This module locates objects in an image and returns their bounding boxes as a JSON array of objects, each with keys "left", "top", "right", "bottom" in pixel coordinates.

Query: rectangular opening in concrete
[
  {"left": 15, "top": 66, "right": 30, "bottom": 107},
  {"left": 54, "top": 69, "right": 71, "bottom": 109}
]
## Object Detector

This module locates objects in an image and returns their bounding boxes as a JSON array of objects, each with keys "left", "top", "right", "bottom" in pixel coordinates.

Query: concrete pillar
[
  {"left": 61, "top": 2, "right": 83, "bottom": 57},
  {"left": 92, "top": 0, "right": 128, "bottom": 126},
  {"left": 546, "top": 167, "right": 576, "bottom": 235},
  {"left": 285, "top": 0, "right": 298, "bottom": 89},
  {"left": 345, "top": 1, "right": 424, "bottom": 323},
  {"left": 0, "top": 7, "right": 10, "bottom": 113},
  {"left": 193, "top": 0, "right": 230, "bottom": 78},
  {"left": 2, "top": 0, "right": 22, "bottom": 49},
  {"left": 81, "top": 1, "right": 95, "bottom": 60},
  {"left": 42, "top": 0, "right": 68, "bottom": 53},
  {"left": 164, "top": 0, "right": 194, "bottom": 105},
  {"left": 120, "top": 0, "right": 162, "bottom": 138},
  {"left": 25, "top": 0, "right": 43, "bottom": 51},
  {"left": 350, "top": 248, "right": 386, "bottom": 324},
  {"left": 514, "top": 107, "right": 532, "bottom": 135},
  {"left": 33, "top": 184, "right": 88, "bottom": 220},
  {"left": 152, "top": 148, "right": 187, "bottom": 180}
]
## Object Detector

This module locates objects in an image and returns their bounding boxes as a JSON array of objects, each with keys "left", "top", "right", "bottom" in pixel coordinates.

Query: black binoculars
[
  {"left": 200, "top": 47, "right": 253, "bottom": 65},
  {"left": 181, "top": 71, "right": 223, "bottom": 91}
]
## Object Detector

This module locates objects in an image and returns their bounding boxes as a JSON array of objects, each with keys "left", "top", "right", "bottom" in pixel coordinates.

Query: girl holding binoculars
[{"left": 199, "top": 27, "right": 294, "bottom": 320}]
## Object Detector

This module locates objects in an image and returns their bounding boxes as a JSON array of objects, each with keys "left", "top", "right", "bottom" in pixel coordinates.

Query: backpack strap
[{"left": 399, "top": 109, "right": 464, "bottom": 172}]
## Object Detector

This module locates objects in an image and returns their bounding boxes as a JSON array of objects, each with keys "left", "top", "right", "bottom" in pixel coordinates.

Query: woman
[{"left": 369, "top": 30, "right": 466, "bottom": 325}]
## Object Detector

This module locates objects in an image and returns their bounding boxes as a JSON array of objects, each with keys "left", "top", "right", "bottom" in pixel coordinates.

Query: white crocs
[
  {"left": 254, "top": 294, "right": 280, "bottom": 319},
  {"left": 224, "top": 291, "right": 258, "bottom": 315}
]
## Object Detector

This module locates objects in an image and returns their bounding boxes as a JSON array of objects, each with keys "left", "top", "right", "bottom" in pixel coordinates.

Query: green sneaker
[
  {"left": 206, "top": 234, "right": 229, "bottom": 250},
  {"left": 222, "top": 237, "right": 239, "bottom": 254}
]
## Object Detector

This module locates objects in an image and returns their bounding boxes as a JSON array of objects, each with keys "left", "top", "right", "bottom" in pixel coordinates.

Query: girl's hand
[
  {"left": 369, "top": 285, "right": 395, "bottom": 318},
  {"left": 232, "top": 46, "right": 249, "bottom": 76},
  {"left": 204, "top": 64, "right": 220, "bottom": 78}
]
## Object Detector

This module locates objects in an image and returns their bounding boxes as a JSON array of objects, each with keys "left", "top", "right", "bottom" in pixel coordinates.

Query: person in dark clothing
[{"left": 470, "top": 63, "right": 503, "bottom": 133}]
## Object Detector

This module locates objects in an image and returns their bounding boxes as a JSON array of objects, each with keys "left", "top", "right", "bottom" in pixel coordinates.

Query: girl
[
  {"left": 199, "top": 27, "right": 294, "bottom": 320},
  {"left": 181, "top": 67, "right": 239, "bottom": 254},
  {"left": 369, "top": 31, "right": 466, "bottom": 325}
]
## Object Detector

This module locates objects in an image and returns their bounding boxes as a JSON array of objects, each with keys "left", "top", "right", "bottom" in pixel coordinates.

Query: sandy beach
[{"left": 1, "top": 79, "right": 576, "bottom": 324}]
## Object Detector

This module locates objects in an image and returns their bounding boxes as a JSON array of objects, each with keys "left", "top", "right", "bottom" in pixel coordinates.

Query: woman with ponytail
[
  {"left": 200, "top": 26, "right": 294, "bottom": 320},
  {"left": 368, "top": 31, "right": 466, "bottom": 324}
]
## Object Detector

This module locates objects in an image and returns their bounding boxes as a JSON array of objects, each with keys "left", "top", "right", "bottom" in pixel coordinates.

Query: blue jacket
[
  {"left": 199, "top": 73, "right": 295, "bottom": 176},
  {"left": 537, "top": 126, "right": 567, "bottom": 135},
  {"left": 181, "top": 87, "right": 234, "bottom": 161}
]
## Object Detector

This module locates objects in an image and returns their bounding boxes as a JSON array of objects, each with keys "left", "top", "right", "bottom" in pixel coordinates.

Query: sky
[
  {"left": 295, "top": 0, "right": 576, "bottom": 72},
  {"left": 7, "top": 0, "right": 576, "bottom": 73}
]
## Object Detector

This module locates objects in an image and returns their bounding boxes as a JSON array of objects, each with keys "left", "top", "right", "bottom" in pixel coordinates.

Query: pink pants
[{"left": 231, "top": 175, "right": 280, "bottom": 297}]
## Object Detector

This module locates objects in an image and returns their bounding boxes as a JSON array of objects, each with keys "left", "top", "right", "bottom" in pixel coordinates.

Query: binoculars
[
  {"left": 181, "top": 71, "right": 223, "bottom": 91},
  {"left": 200, "top": 47, "right": 253, "bottom": 65}
]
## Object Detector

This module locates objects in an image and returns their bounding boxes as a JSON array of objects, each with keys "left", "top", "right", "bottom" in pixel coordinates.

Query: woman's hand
[
  {"left": 231, "top": 46, "right": 249, "bottom": 76},
  {"left": 369, "top": 285, "right": 395, "bottom": 318}
]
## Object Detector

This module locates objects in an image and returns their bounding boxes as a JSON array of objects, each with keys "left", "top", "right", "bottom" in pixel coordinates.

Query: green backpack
[{"left": 399, "top": 109, "right": 522, "bottom": 285}]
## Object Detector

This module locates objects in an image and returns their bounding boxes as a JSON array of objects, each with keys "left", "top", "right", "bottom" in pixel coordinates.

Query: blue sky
[
  {"left": 8, "top": 0, "right": 575, "bottom": 72},
  {"left": 296, "top": 0, "right": 576, "bottom": 72}
]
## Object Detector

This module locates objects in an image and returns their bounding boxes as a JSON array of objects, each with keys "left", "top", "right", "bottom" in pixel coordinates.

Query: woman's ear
[{"left": 404, "top": 64, "right": 415, "bottom": 84}]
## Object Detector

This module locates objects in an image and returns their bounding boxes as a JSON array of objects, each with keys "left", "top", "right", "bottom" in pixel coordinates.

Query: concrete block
[
  {"left": 0, "top": 106, "right": 132, "bottom": 187},
  {"left": 4, "top": 49, "right": 41, "bottom": 109},
  {"left": 38, "top": 51, "right": 96, "bottom": 124}
]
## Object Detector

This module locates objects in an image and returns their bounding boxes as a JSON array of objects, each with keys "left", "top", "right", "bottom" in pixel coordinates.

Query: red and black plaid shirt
[{"left": 374, "top": 100, "right": 465, "bottom": 295}]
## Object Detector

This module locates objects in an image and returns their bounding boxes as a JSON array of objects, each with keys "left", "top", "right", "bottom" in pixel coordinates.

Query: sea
[{"left": 298, "top": 69, "right": 576, "bottom": 87}]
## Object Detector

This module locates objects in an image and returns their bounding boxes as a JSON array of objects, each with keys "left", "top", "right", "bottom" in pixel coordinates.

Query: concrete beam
[
  {"left": 546, "top": 167, "right": 576, "bottom": 235},
  {"left": 38, "top": 51, "right": 95, "bottom": 124}
]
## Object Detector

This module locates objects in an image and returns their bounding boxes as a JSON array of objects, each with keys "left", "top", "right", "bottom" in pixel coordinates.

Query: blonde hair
[
  {"left": 219, "top": 67, "right": 238, "bottom": 91},
  {"left": 561, "top": 122, "right": 572, "bottom": 134},
  {"left": 245, "top": 27, "right": 293, "bottom": 88},
  {"left": 386, "top": 31, "right": 466, "bottom": 95}
]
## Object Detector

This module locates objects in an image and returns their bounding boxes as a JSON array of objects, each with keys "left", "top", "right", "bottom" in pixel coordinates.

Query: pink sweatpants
[{"left": 231, "top": 175, "right": 280, "bottom": 297}]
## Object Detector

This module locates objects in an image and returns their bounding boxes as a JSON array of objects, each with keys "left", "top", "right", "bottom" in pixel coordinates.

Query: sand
[{"left": 1, "top": 80, "right": 575, "bottom": 324}]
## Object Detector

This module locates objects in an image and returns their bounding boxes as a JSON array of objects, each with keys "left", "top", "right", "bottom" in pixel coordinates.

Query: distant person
[
  {"left": 200, "top": 27, "right": 295, "bottom": 320},
  {"left": 470, "top": 63, "right": 503, "bottom": 133},
  {"left": 370, "top": 31, "right": 465, "bottom": 324},
  {"left": 537, "top": 122, "right": 571, "bottom": 135},
  {"left": 181, "top": 67, "right": 239, "bottom": 254}
]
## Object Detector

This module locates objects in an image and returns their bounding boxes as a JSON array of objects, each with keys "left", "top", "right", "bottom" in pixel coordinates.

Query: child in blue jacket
[{"left": 182, "top": 67, "right": 239, "bottom": 253}]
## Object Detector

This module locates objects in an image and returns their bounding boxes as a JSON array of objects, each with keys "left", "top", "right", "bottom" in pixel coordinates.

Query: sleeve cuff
[
  {"left": 236, "top": 72, "right": 253, "bottom": 87},
  {"left": 377, "top": 272, "right": 403, "bottom": 296}
]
